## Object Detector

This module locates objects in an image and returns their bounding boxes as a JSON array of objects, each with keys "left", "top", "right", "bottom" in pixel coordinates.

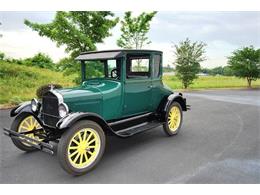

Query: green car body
[{"left": 60, "top": 50, "right": 171, "bottom": 121}]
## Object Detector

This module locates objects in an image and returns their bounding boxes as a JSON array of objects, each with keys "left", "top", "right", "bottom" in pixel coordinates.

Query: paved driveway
[{"left": 0, "top": 89, "right": 259, "bottom": 183}]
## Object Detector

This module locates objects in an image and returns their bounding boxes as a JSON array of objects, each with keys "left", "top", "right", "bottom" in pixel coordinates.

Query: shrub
[
  {"left": 36, "top": 84, "right": 63, "bottom": 99},
  {"left": 0, "top": 51, "right": 5, "bottom": 60},
  {"left": 23, "top": 53, "right": 56, "bottom": 70}
]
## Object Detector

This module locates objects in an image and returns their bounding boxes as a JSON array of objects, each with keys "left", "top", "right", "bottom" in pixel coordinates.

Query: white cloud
[{"left": 0, "top": 29, "right": 67, "bottom": 62}]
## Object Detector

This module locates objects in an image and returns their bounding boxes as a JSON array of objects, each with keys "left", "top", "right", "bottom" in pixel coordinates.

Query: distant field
[
  {"left": 163, "top": 75, "right": 260, "bottom": 90},
  {"left": 1, "top": 60, "right": 259, "bottom": 107},
  {"left": 0, "top": 61, "right": 75, "bottom": 107}
]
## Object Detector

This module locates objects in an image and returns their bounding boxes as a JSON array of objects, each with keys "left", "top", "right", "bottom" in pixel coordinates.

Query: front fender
[
  {"left": 10, "top": 101, "right": 32, "bottom": 117},
  {"left": 56, "top": 112, "right": 116, "bottom": 136}
]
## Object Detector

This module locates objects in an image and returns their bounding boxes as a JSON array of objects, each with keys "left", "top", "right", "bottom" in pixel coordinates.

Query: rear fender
[
  {"left": 157, "top": 92, "right": 187, "bottom": 121},
  {"left": 165, "top": 93, "right": 187, "bottom": 112},
  {"left": 56, "top": 112, "right": 115, "bottom": 136}
]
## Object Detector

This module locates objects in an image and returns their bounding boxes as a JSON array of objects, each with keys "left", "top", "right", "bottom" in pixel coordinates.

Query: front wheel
[
  {"left": 11, "top": 113, "right": 44, "bottom": 152},
  {"left": 57, "top": 120, "right": 106, "bottom": 176},
  {"left": 163, "top": 101, "right": 183, "bottom": 136}
]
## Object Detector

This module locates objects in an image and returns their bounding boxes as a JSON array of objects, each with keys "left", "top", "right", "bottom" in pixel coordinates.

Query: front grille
[{"left": 42, "top": 92, "right": 60, "bottom": 127}]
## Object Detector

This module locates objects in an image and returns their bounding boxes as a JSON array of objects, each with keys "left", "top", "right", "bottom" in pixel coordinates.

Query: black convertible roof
[{"left": 75, "top": 49, "right": 162, "bottom": 60}]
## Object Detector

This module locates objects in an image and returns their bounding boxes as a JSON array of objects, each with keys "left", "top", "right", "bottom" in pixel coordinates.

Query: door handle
[{"left": 148, "top": 85, "right": 153, "bottom": 88}]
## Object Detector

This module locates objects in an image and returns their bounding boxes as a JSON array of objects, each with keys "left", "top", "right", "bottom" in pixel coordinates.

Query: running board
[{"left": 115, "top": 121, "right": 164, "bottom": 137}]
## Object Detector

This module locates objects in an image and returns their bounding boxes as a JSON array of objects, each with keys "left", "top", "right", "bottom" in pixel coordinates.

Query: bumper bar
[{"left": 3, "top": 128, "right": 54, "bottom": 155}]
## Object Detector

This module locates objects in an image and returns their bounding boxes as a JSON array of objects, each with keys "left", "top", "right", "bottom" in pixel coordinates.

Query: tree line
[{"left": 1, "top": 11, "right": 259, "bottom": 88}]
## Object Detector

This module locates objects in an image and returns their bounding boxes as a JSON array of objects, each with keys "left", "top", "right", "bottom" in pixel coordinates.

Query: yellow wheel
[
  {"left": 11, "top": 113, "right": 44, "bottom": 152},
  {"left": 58, "top": 120, "right": 105, "bottom": 175},
  {"left": 163, "top": 102, "right": 183, "bottom": 136}
]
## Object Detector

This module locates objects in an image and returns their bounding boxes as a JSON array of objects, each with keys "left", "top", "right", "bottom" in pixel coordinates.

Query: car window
[
  {"left": 107, "top": 59, "right": 117, "bottom": 78},
  {"left": 85, "top": 61, "right": 105, "bottom": 79},
  {"left": 126, "top": 55, "right": 150, "bottom": 79},
  {"left": 153, "top": 54, "right": 161, "bottom": 78},
  {"left": 131, "top": 59, "right": 149, "bottom": 72}
]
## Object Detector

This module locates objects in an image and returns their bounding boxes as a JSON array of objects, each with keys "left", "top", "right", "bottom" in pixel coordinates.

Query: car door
[{"left": 122, "top": 53, "right": 152, "bottom": 117}]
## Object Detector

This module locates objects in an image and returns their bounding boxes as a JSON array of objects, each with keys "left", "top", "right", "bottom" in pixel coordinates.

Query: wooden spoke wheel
[
  {"left": 163, "top": 102, "right": 183, "bottom": 136},
  {"left": 58, "top": 120, "right": 106, "bottom": 176},
  {"left": 11, "top": 113, "right": 44, "bottom": 152}
]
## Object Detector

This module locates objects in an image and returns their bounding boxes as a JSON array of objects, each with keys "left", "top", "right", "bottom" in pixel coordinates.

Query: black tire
[
  {"left": 57, "top": 120, "right": 106, "bottom": 176},
  {"left": 11, "top": 113, "right": 38, "bottom": 152},
  {"left": 163, "top": 101, "right": 183, "bottom": 136}
]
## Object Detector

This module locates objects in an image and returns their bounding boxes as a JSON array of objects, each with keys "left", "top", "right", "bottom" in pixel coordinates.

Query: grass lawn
[
  {"left": 163, "top": 75, "right": 260, "bottom": 90},
  {"left": 1, "top": 60, "right": 259, "bottom": 107},
  {"left": 0, "top": 61, "right": 76, "bottom": 108}
]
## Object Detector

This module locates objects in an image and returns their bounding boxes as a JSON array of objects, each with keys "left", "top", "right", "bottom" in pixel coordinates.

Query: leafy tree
[
  {"left": 223, "top": 66, "right": 234, "bottom": 76},
  {"left": 25, "top": 11, "right": 118, "bottom": 82},
  {"left": 0, "top": 51, "right": 5, "bottom": 60},
  {"left": 201, "top": 67, "right": 211, "bottom": 74},
  {"left": 228, "top": 46, "right": 260, "bottom": 87},
  {"left": 56, "top": 57, "right": 77, "bottom": 72},
  {"left": 117, "top": 11, "right": 157, "bottom": 49},
  {"left": 23, "top": 53, "right": 56, "bottom": 70},
  {"left": 201, "top": 66, "right": 234, "bottom": 76},
  {"left": 25, "top": 11, "right": 118, "bottom": 58},
  {"left": 173, "top": 38, "right": 206, "bottom": 89},
  {"left": 211, "top": 66, "right": 224, "bottom": 75}
]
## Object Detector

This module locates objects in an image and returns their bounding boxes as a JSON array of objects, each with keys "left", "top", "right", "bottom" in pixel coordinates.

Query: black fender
[
  {"left": 10, "top": 104, "right": 45, "bottom": 128},
  {"left": 10, "top": 101, "right": 32, "bottom": 117},
  {"left": 157, "top": 92, "right": 187, "bottom": 121},
  {"left": 56, "top": 112, "right": 116, "bottom": 136},
  {"left": 165, "top": 93, "right": 187, "bottom": 112}
]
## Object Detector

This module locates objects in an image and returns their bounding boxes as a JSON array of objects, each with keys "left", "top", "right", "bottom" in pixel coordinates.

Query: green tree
[
  {"left": 223, "top": 66, "right": 234, "bottom": 76},
  {"left": 201, "top": 67, "right": 211, "bottom": 74},
  {"left": 211, "top": 66, "right": 224, "bottom": 75},
  {"left": 173, "top": 38, "right": 206, "bottom": 89},
  {"left": 25, "top": 11, "right": 118, "bottom": 58},
  {"left": 228, "top": 46, "right": 260, "bottom": 87},
  {"left": 117, "top": 11, "right": 157, "bottom": 49},
  {"left": 0, "top": 51, "right": 5, "bottom": 60}
]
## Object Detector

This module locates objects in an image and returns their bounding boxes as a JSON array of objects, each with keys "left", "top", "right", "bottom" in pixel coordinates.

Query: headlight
[
  {"left": 31, "top": 98, "right": 39, "bottom": 112},
  {"left": 58, "top": 103, "right": 69, "bottom": 118}
]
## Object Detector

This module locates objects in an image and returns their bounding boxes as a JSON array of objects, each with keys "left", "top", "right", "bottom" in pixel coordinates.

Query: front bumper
[{"left": 3, "top": 128, "right": 55, "bottom": 155}]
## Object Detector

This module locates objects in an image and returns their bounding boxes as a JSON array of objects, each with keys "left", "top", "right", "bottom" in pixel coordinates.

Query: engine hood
[
  {"left": 54, "top": 79, "right": 121, "bottom": 114},
  {"left": 57, "top": 85, "right": 101, "bottom": 101}
]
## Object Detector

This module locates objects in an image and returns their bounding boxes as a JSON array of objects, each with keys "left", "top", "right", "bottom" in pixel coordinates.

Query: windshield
[{"left": 83, "top": 59, "right": 120, "bottom": 80}]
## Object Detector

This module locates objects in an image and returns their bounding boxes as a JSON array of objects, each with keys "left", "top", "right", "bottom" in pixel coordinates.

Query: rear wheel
[
  {"left": 57, "top": 120, "right": 106, "bottom": 176},
  {"left": 11, "top": 113, "right": 44, "bottom": 152},
  {"left": 163, "top": 101, "right": 183, "bottom": 136}
]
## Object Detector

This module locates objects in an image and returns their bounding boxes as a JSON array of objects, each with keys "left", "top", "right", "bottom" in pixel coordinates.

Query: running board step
[{"left": 115, "top": 121, "right": 163, "bottom": 137}]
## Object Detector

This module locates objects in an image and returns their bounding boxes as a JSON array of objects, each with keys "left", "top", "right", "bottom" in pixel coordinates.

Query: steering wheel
[{"left": 110, "top": 68, "right": 118, "bottom": 79}]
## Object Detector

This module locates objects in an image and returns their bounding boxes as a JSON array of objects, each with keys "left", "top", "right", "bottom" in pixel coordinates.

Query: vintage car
[{"left": 4, "top": 49, "right": 189, "bottom": 176}]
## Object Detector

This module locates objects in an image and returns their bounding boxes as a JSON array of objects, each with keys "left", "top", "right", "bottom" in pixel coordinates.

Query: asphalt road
[{"left": 0, "top": 89, "right": 259, "bottom": 183}]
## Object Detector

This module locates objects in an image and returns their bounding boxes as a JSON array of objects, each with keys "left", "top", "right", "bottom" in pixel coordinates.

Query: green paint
[{"left": 57, "top": 50, "right": 172, "bottom": 121}]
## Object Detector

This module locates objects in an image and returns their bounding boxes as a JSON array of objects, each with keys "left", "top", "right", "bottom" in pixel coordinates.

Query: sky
[{"left": 0, "top": 11, "right": 259, "bottom": 68}]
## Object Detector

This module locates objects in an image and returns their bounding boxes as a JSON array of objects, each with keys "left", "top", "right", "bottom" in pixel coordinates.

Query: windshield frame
[{"left": 80, "top": 58, "right": 122, "bottom": 83}]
